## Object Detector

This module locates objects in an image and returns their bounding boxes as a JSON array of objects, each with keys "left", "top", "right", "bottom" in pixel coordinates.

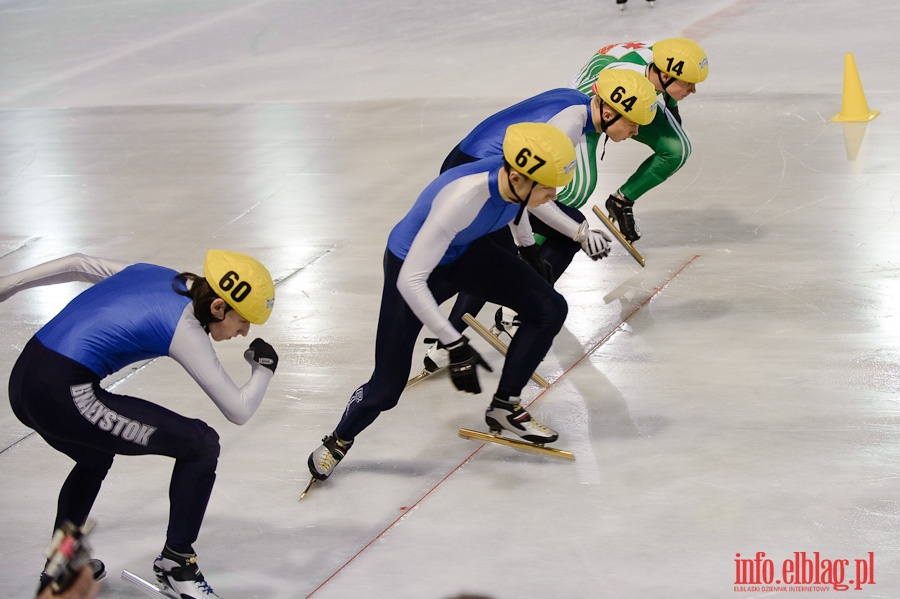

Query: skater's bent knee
[{"left": 184, "top": 421, "right": 221, "bottom": 461}]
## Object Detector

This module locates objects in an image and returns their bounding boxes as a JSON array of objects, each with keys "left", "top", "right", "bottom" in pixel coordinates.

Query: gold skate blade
[
  {"left": 591, "top": 205, "right": 645, "bottom": 267},
  {"left": 122, "top": 570, "right": 174, "bottom": 599},
  {"left": 299, "top": 476, "right": 317, "bottom": 500},
  {"left": 458, "top": 428, "right": 575, "bottom": 461},
  {"left": 461, "top": 314, "right": 550, "bottom": 388},
  {"left": 406, "top": 367, "right": 441, "bottom": 388}
]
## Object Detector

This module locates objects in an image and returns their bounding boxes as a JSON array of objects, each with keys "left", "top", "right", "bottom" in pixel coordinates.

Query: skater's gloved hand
[
  {"left": 244, "top": 338, "right": 278, "bottom": 373},
  {"left": 573, "top": 221, "right": 611, "bottom": 261},
  {"left": 443, "top": 335, "right": 493, "bottom": 394},
  {"left": 518, "top": 244, "right": 553, "bottom": 284}
]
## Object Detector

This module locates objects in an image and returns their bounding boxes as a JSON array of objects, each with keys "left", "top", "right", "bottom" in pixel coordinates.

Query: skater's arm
[
  {"left": 168, "top": 307, "right": 272, "bottom": 425},
  {"left": 397, "top": 184, "right": 483, "bottom": 346},
  {"left": 508, "top": 212, "right": 537, "bottom": 247},
  {"left": 528, "top": 202, "right": 582, "bottom": 238},
  {"left": 0, "top": 253, "right": 131, "bottom": 302}
]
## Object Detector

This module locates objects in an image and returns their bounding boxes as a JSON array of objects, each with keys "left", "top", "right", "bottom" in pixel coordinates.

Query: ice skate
[
  {"left": 605, "top": 192, "right": 640, "bottom": 243},
  {"left": 130, "top": 546, "right": 221, "bottom": 599},
  {"left": 405, "top": 339, "right": 449, "bottom": 388},
  {"left": 485, "top": 396, "right": 558, "bottom": 443},
  {"left": 489, "top": 307, "right": 520, "bottom": 340},
  {"left": 616, "top": 0, "right": 627, "bottom": 9},
  {"left": 423, "top": 338, "right": 449, "bottom": 373},
  {"left": 301, "top": 434, "right": 353, "bottom": 498},
  {"left": 458, "top": 396, "right": 573, "bottom": 460},
  {"left": 591, "top": 203, "right": 645, "bottom": 267}
]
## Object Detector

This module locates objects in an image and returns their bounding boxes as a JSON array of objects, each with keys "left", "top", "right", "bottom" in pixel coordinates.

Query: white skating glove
[
  {"left": 244, "top": 338, "right": 278, "bottom": 373},
  {"left": 573, "top": 221, "right": 611, "bottom": 261}
]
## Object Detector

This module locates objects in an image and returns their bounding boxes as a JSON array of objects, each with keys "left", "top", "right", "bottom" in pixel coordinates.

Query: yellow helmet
[
  {"left": 652, "top": 38, "right": 709, "bottom": 84},
  {"left": 591, "top": 68, "right": 658, "bottom": 126},
  {"left": 204, "top": 249, "right": 275, "bottom": 324},
  {"left": 502, "top": 123, "right": 576, "bottom": 188}
]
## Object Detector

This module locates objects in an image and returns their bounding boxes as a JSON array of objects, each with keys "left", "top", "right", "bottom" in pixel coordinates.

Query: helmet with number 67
[
  {"left": 204, "top": 249, "right": 275, "bottom": 324},
  {"left": 591, "top": 68, "right": 658, "bottom": 126},
  {"left": 502, "top": 123, "right": 577, "bottom": 188},
  {"left": 652, "top": 38, "right": 709, "bottom": 84}
]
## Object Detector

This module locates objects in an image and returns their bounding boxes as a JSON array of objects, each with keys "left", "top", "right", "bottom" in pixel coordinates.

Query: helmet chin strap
[
  {"left": 598, "top": 101, "right": 621, "bottom": 161},
  {"left": 507, "top": 170, "right": 536, "bottom": 225}
]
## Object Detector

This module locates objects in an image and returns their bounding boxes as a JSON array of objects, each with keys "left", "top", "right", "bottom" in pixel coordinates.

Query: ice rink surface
[{"left": 1, "top": 0, "right": 898, "bottom": 597}]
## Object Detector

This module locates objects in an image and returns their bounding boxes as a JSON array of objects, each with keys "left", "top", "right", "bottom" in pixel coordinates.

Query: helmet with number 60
[
  {"left": 502, "top": 123, "right": 577, "bottom": 188},
  {"left": 591, "top": 68, "right": 658, "bottom": 126},
  {"left": 204, "top": 249, "right": 275, "bottom": 324},
  {"left": 652, "top": 38, "right": 709, "bottom": 84}
]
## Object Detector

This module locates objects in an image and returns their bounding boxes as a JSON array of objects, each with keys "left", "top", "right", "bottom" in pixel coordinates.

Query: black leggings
[
  {"left": 335, "top": 241, "right": 567, "bottom": 441},
  {"left": 8, "top": 338, "right": 220, "bottom": 550}
]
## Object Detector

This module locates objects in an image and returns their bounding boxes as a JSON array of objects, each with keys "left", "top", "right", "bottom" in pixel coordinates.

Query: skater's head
[
  {"left": 591, "top": 68, "right": 658, "bottom": 141},
  {"left": 501, "top": 123, "right": 576, "bottom": 218},
  {"left": 650, "top": 38, "right": 708, "bottom": 101},
  {"left": 176, "top": 250, "right": 275, "bottom": 340}
]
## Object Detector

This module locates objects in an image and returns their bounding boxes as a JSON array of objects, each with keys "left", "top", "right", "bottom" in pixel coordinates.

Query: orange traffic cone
[{"left": 832, "top": 53, "right": 879, "bottom": 122}]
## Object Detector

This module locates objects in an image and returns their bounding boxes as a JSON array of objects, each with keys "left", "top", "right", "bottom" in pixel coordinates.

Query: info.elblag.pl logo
[{"left": 734, "top": 552, "right": 875, "bottom": 592}]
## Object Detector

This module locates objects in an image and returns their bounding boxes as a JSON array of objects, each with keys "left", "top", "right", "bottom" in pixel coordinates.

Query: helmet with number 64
[{"left": 592, "top": 68, "right": 658, "bottom": 126}]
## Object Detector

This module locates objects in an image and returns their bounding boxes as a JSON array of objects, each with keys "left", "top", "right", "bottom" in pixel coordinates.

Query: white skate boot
[
  {"left": 307, "top": 434, "right": 353, "bottom": 481},
  {"left": 490, "top": 307, "right": 520, "bottom": 340},
  {"left": 152, "top": 546, "right": 221, "bottom": 599},
  {"left": 485, "top": 396, "right": 558, "bottom": 444},
  {"left": 422, "top": 338, "right": 449, "bottom": 373}
]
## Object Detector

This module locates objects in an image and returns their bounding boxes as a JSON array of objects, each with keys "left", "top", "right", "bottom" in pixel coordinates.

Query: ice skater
[
  {"left": 306, "top": 123, "right": 578, "bottom": 485},
  {"left": 3, "top": 250, "right": 278, "bottom": 599}
]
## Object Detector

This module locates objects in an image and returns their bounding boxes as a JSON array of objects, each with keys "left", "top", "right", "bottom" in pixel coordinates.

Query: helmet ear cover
[{"left": 203, "top": 250, "right": 275, "bottom": 325}]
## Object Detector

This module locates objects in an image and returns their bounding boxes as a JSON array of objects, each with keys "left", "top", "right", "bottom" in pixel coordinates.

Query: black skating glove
[
  {"left": 518, "top": 244, "right": 553, "bottom": 284},
  {"left": 244, "top": 338, "right": 278, "bottom": 373},
  {"left": 443, "top": 336, "right": 493, "bottom": 394}
]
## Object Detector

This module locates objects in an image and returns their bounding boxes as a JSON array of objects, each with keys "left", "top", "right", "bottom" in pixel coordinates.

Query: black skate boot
[
  {"left": 153, "top": 545, "right": 220, "bottom": 599},
  {"left": 308, "top": 434, "right": 354, "bottom": 481},
  {"left": 617, "top": 0, "right": 628, "bottom": 8},
  {"left": 485, "top": 396, "right": 558, "bottom": 444},
  {"left": 605, "top": 192, "right": 641, "bottom": 243}
]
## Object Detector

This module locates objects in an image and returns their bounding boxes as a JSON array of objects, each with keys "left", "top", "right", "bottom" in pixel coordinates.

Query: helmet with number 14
[{"left": 652, "top": 38, "right": 709, "bottom": 101}]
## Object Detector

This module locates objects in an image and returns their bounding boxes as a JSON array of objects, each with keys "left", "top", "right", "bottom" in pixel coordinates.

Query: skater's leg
[
  {"left": 9, "top": 337, "right": 222, "bottom": 587},
  {"left": 454, "top": 241, "right": 567, "bottom": 397},
  {"left": 619, "top": 104, "right": 691, "bottom": 202},
  {"left": 334, "top": 249, "right": 445, "bottom": 441}
]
